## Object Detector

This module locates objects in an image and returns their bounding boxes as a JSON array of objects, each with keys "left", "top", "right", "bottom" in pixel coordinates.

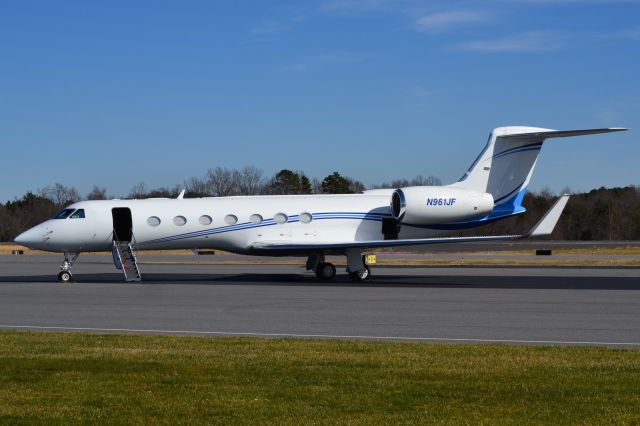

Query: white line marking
[{"left": 0, "top": 325, "right": 638, "bottom": 346}]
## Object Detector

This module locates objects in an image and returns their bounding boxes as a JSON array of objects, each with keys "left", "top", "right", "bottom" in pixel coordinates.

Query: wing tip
[{"left": 526, "top": 194, "right": 570, "bottom": 238}]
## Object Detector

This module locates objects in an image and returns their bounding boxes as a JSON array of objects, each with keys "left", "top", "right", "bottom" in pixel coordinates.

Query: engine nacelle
[{"left": 391, "top": 186, "right": 494, "bottom": 224}]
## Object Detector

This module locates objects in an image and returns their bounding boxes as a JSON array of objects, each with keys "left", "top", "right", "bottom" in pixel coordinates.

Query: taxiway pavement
[{"left": 0, "top": 255, "right": 638, "bottom": 346}]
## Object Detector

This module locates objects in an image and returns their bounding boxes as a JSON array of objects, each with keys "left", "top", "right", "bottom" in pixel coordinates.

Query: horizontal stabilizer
[
  {"left": 249, "top": 195, "right": 570, "bottom": 253},
  {"left": 500, "top": 127, "right": 626, "bottom": 142}
]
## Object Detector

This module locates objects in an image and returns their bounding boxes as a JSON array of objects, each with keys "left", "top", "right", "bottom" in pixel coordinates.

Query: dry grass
[
  {"left": 375, "top": 257, "right": 640, "bottom": 267},
  {"left": 441, "top": 246, "right": 640, "bottom": 256}
]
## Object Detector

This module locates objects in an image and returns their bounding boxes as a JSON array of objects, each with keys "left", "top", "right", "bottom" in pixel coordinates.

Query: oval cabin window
[
  {"left": 250, "top": 214, "right": 263, "bottom": 224},
  {"left": 225, "top": 214, "right": 238, "bottom": 225},
  {"left": 299, "top": 212, "right": 313, "bottom": 223},
  {"left": 173, "top": 216, "right": 187, "bottom": 226},
  {"left": 147, "top": 216, "right": 161, "bottom": 227},
  {"left": 274, "top": 213, "right": 288, "bottom": 224},
  {"left": 199, "top": 215, "right": 212, "bottom": 226}
]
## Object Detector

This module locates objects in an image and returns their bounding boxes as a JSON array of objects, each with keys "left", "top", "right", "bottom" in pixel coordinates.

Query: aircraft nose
[
  {"left": 15, "top": 229, "right": 33, "bottom": 246},
  {"left": 14, "top": 227, "right": 48, "bottom": 249}
]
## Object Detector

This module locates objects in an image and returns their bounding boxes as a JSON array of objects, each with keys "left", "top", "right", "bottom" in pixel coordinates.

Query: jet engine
[{"left": 391, "top": 186, "right": 494, "bottom": 224}]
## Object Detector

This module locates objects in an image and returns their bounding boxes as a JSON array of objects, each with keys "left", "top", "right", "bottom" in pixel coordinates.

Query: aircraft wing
[{"left": 249, "top": 195, "right": 569, "bottom": 253}]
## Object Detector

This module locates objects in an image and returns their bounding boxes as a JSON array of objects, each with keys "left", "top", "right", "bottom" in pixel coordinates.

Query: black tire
[
  {"left": 57, "top": 271, "right": 73, "bottom": 283},
  {"left": 349, "top": 266, "right": 371, "bottom": 282},
  {"left": 315, "top": 262, "right": 336, "bottom": 281}
]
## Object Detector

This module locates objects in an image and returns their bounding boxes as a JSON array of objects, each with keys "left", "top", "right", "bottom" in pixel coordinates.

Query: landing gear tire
[
  {"left": 349, "top": 266, "right": 371, "bottom": 282},
  {"left": 58, "top": 271, "right": 73, "bottom": 283},
  {"left": 315, "top": 262, "right": 336, "bottom": 281}
]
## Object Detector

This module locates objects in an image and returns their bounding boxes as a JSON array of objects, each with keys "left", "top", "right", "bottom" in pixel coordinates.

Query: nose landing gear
[{"left": 58, "top": 252, "right": 80, "bottom": 283}]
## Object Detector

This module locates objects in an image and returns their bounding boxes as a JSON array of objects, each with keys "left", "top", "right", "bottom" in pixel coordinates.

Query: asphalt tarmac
[{"left": 0, "top": 255, "right": 639, "bottom": 346}]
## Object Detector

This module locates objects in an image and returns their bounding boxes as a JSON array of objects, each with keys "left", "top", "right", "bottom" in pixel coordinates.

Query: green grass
[{"left": 0, "top": 331, "right": 639, "bottom": 424}]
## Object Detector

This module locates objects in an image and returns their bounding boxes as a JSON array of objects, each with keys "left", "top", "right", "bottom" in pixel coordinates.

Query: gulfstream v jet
[{"left": 15, "top": 126, "right": 626, "bottom": 283}]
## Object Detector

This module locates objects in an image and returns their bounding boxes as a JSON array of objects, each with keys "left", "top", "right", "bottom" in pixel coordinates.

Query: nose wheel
[
  {"left": 57, "top": 270, "right": 74, "bottom": 283},
  {"left": 58, "top": 252, "right": 79, "bottom": 283}
]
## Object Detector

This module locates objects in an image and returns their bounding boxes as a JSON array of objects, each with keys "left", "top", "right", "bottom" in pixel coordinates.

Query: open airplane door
[{"left": 111, "top": 207, "right": 133, "bottom": 242}]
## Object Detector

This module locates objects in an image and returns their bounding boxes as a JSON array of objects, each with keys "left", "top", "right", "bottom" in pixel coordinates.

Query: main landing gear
[
  {"left": 315, "top": 262, "right": 337, "bottom": 280},
  {"left": 308, "top": 254, "right": 337, "bottom": 280},
  {"left": 58, "top": 252, "right": 80, "bottom": 283},
  {"left": 306, "top": 250, "right": 372, "bottom": 282},
  {"left": 345, "top": 248, "right": 371, "bottom": 282},
  {"left": 349, "top": 265, "right": 371, "bottom": 282}
]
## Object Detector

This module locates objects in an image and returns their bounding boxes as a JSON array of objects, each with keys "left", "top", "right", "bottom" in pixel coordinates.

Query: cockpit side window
[
  {"left": 52, "top": 208, "right": 75, "bottom": 219},
  {"left": 69, "top": 209, "right": 85, "bottom": 219}
]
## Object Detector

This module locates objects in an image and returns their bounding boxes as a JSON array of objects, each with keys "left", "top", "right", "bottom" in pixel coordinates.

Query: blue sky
[{"left": 0, "top": 0, "right": 638, "bottom": 201}]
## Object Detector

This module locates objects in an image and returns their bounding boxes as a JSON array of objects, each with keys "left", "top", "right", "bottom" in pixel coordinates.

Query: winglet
[
  {"left": 176, "top": 189, "right": 186, "bottom": 199},
  {"left": 525, "top": 194, "right": 570, "bottom": 237}
]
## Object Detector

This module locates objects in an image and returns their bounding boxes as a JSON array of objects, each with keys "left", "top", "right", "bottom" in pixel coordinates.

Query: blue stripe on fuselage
[{"left": 139, "top": 212, "right": 391, "bottom": 246}]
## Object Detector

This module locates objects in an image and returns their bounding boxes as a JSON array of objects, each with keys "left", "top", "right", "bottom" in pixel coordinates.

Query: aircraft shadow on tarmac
[{"left": 0, "top": 273, "right": 639, "bottom": 290}]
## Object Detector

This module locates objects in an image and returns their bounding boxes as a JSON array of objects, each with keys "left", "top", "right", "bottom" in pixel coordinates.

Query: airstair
[{"left": 112, "top": 240, "right": 142, "bottom": 282}]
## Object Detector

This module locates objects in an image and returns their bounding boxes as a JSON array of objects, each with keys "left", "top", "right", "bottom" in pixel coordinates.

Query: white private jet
[{"left": 15, "top": 126, "right": 626, "bottom": 283}]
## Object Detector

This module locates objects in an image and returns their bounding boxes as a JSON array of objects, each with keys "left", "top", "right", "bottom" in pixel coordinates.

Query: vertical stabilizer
[{"left": 451, "top": 126, "right": 626, "bottom": 218}]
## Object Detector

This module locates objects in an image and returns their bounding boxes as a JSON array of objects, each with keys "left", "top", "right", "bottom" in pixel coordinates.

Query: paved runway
[{"left": 0, "top": 255, "right": 639, "bottom": 346}]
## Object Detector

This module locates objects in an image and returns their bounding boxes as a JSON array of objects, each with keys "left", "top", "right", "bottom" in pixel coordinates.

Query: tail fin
[{"left": 451, "top": 126, "right": 626, "bottom": 218}]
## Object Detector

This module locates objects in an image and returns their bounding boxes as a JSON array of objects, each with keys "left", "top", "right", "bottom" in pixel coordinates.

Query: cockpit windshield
[
  {"left": 52, "top": 208, "right": 75, "bottom": 219},
  {"left": 52, "top": 208, "right": 86, "bottom": 219},
  {"left": 69, "top": 209, "right": 85, "bottom": 219}
]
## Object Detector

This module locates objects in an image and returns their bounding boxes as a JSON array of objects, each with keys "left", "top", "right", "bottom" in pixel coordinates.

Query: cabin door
[{"left": 112, "top": 208, "right": 133, "bottom": 242}]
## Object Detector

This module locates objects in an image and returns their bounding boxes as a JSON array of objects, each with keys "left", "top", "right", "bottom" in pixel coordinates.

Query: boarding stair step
[{"left": 112, "top": 240, "right": 142, "bottom": 282}]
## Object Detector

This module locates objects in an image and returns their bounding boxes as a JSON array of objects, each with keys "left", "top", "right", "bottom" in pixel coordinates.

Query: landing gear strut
[{"left": 58, "top": 252, "right": 79, "bottom": 283}]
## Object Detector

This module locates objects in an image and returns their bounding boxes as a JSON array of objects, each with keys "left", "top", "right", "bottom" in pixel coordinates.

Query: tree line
[
  {"left": 0, "top": 166, "right": 638, "bottom": 241},
  {"left": 475, "top": 186, "right": 640, "bottom": 241}
]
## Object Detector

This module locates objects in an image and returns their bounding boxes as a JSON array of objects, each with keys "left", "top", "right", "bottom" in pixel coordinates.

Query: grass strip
[{"left": 0, "top": 331, "right": 639, "bottom": 424}]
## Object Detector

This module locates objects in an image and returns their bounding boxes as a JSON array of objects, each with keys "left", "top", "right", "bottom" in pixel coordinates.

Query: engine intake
[
  {"left": 390, "top": 186, "right": 494, "bottom": 224},
  {"left": 391, "top": 189, "right": 406, "bottom": 220}
]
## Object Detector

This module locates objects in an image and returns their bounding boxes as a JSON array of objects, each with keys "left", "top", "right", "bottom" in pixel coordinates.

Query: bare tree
[
  {"left": 145, "top": 186, "right": 182, "bottom": 198},
  {"left": 311, "top": 177, "right": 322, "bottom": 194},
  {"left": 411, "top": 175, "right": 442, "bottom": 186},
  {"left": 185, "top": 176, "right": 210, "bottom": 197},
  {"left": 372, "top": 175, "right": 442, "bottom": 189},
  {"left": 87, "top": 185, "right": 108, "bottom": 200},
  {"left": 539, "top": 186, "right": 555, "bottom": 200},
  {"left": 39, "top": 183, "right": 80, "bottom": 206},
  {"left": 560, "top": 185, "right": 573, "bottom": 195},
  {"left": 348, "top": 178, "right": 366, "bottom": 193},
  {"left": 206, "top": 167, "right": 238, "bottom": 197},
  {"left": 237, "top": 166, "right": 264, "bottom": 195},
  {"left": 128, "top": 182, "right": 147, "bottom": 199}
]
